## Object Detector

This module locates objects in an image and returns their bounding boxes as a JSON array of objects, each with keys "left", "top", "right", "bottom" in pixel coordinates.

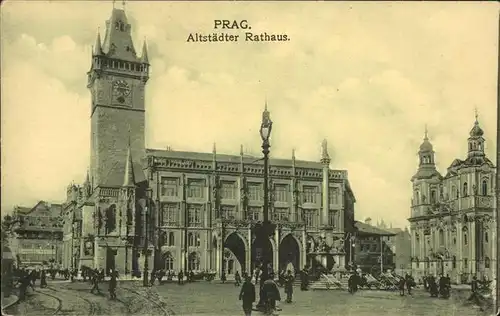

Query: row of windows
[
  {"left": 160, "top": 203, "right": 337, "bottom": 227},
  {"left": 162, "top": 251, "right": 200, "bottom": 271},
  {"left": 160, "top": 177, "right": 341, "bottom": 203},
  {"left": 416, "top": 227, "right": 489, "bottom": 248},
  {"left": 414, "top": 257, "right": 491, "bottom": 269},
  {"left": 159, "top": 232, "right": 201, "bottom": 247},
  {"left": 415, "top": 179, "right": 490, "bottom": 204}
]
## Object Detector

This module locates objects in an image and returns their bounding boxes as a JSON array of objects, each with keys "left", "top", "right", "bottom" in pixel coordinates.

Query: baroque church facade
[
  {"left": 61, "top": 7, "right": 357, "bottom": 277},
  {"left": 408, "top": 119, "right": 496, "bottom": 284}
]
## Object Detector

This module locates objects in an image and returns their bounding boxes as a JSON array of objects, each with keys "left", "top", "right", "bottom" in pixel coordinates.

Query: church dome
[
  {"left": 419, "top": 139, "right": 433, "bottom": 151},
  {"left": 469, "top": 121, "right": 484, "bottom": 137}
]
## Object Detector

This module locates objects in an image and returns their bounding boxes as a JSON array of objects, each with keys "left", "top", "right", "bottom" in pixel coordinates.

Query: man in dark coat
[
  {"left": 178, "top": 270, "right": 184, "bottom": 285},
  {"left": 239, "top": 276, "right": 256, "bottom": 316},
  {"left": 262, "top": 274, "right": 281, "bottom": 314},
  {"left": 398, "top": 277, "right": 406, "bottom": 296},
  {"left": 109, "top": 270, "right": 118, "bottom": 300},
  {"left": 235, "top": 271, "right": 242, "bottom": 286},
  {"left": 90, "top": 271, "right": 101, "bottom": 294},
  {"left": 300, "top": 267, "right": 309, "bottom": 291},
  {"left": 40, "top": 270, "right": 48, "bottom": 288},
  {"left": 284, "top": 270, "right": 294, "bottom": 303}
]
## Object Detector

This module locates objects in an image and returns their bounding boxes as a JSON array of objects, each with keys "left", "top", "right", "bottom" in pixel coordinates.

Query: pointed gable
[{"left": 102, "top": 8, "right": 139, "bottom": 62}]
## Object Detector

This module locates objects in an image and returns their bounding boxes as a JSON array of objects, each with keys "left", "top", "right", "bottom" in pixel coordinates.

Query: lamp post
[
  {"left": 221, "top": 210, "right": 226, "bottom": 280},
  {"left": 259, "top": 106, "right": 274, "bottom": 279},
  {"left": 141, "top": 188, "right": 153, "bottom": 287}
]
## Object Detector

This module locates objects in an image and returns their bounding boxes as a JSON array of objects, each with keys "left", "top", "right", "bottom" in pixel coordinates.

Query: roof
[
  {"left": 100, "top": 160, "right": 146, "bottom": 187},
  {"left": 355, "top": 221, "right": 396, "bottom": 237},
  {"left": 411, "top": 167, "right": 442, "bottom": 181},
  {"left": 14, "top": 201, "right": 63, "bottom": 218},
  {"left": 146, "top": 148, "right": 325, "bottom": 169},
  {"left": 101, "top": 8, "right": 140, "bottom": 62}
]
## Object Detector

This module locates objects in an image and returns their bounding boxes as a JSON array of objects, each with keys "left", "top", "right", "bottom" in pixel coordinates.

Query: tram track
[
  {"left": 122, "top": 287, "right": 175, "bottom": 315},
  {"left": 45, "top": 286, "right": 100, "bottom": 316}
]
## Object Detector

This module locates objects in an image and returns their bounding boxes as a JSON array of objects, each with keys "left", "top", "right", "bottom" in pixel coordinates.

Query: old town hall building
[
  {"left": 61, "top": 7, "right": 356, "bottom": 277},
  {"left": 408, "top": 119, "right": 496, "bottom": 284}
]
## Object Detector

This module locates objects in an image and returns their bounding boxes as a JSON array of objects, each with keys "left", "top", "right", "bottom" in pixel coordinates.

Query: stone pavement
[{"left": 3, "top": 280, "right": 493, "bottom": 316}]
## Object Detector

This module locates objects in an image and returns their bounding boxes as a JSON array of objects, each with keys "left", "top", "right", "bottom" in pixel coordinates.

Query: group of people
[
  {"left": 423, "top": 274, "right": 451, "bottom": 298},
  {"left": 238, "top": 264, "right": 294, "bottom": 316},
  {"left": 13, "top": 268, "right": 49, "bottom": 301},
  {"left": 397, "top": 274, "right": 416, "bottom": 296}
]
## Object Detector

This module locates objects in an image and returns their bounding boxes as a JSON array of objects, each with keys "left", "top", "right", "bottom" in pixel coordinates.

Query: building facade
[
  {"left": 61, "top": 7, "right": 357, "bottom": 277},
  {"left": 10, "top": 201, "right": 64, "bottom": 267},
  {"left": 369, "top": 218, "right": 412, "bottom": 275},
  {"left": 408, "top": 121, "right": 496, "bottom": 284},
  {"left": 353, "top": 220, "right": 396, "bottom": 275}
]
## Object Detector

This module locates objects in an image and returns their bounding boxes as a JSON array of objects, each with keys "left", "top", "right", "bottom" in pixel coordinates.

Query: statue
[
  {"left": 473, "top": 184, "right": 478, "bottom": 195},
  {"left": 422, "top": 195, "right": 427, "bottom": 203}
]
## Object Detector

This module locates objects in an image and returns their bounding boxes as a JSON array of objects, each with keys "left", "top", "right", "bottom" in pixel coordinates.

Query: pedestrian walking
[
  {"left": 40, "top": 270, "right": 48, "bottom": 288},
  {"left": 90, "top": 271, "right": 101, "bottom": 294},
  {"left": 235, "top": 271, "right": 242, "bottom": 286},
  {"left": 398, "top": 277, "right": 405, "bottom": 296},
  {"left": 109, "top": 270, "right": 118, "bottom": 300},
  {"left": 284, "top": 270, "right": 294, "bottom": 303},
  {"left": 150, "top": 269, "right": 156, "bottom": 286},
  {"left": 178, "top": 270, "right": 184, "bottom": 285},
  {"left": 239, "top": 276, "right": 256, "bottom": 316},
  {"left": 262, "top": 273, "right": 281, "bottom": 315}
]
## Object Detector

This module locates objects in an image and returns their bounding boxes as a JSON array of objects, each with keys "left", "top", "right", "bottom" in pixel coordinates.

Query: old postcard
[{"left": 1, "top": 1, "right": 498, "bottom": 316}]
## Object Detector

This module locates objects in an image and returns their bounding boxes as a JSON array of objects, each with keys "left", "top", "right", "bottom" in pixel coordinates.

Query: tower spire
[
  {"left": 320, "top": 139, "right": 331, "bottom": 164},
  {"left": 123, "top": 144, "right": 135, "bottom": 187},
  {"left": 141, "top": 38, "right": 149, "bottom": 64},
  {"left": 94, "top": 29, "right": 102, "bottom": 56},
  {"left": 424, "top": 124, "right": 428, "bottom": 140}
]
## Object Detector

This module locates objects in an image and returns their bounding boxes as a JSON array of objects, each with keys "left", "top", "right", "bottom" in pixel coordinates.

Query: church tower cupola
[
  {"left": 467, "top": 110, "right": 485, "bottom": 158},
  {"left": 418, "top": 125, "right": 435, "bottom": 166},
  {"left": 412, "top": 125, "right": 441, "bottom": 181}
]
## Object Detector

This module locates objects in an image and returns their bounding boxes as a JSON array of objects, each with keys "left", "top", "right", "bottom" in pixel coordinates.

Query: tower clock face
[{"left": 112, "top": 79, "right": 131, "bottom": 104}]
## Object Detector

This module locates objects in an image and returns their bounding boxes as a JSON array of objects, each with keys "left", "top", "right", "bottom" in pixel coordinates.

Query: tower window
[
  {"left": 485, "top": 257, "right": 490, "bottom": 268},
  {"left": 485, "top": 232, "right": 489, "bottom": 243},
  {"left": 481, "top": 180, "right": 488, "bottom": 196},
  {"left": 463, "top": 182, "right": 468, "bottom": 197},
  {"left": 430, "top": 190, "right": 436, "bottom": 203}
]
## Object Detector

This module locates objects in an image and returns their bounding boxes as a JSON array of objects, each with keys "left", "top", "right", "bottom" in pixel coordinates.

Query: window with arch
[
  {"left": 463, "top": 182, "right": 468, "bottom": 197},
  {"left": 485, "top": 231, "right": 489, "bottom": 243},
  {"left": 164, "top": 252, "right": 174, "bottom": 270},
  {"left": 464, "top": 258, "right": 468, "bottom": 269},
  {"left": 453, "top": 237, "right": 456, "bottom": 245},
  {"left": 415, "top": 191, "right": 420, "bottom": 204},
  {"left": 481, "top": 180, "right": 488, "bottom": 196},
  {"left": 188, "top": 252, "right": 200, "bottom": 271},
  {"left": 430, "top": 190, "right": 437, "bottom": 203},
  {"left": 485, "top": 257, "right": 490, "bottom": 268},
  {"left": 438, "top": 229, "right": 444, "bottom": 246},
  {"left": 452, "top": 256, "right": 456, "bottom": 269},
  {"left": 168, "top": 232, "right": 175, "bottom": 246},
  {"left": 463, "top": 226, "right": 468, "bottom": 245},
  {"left": 188, "top": 232, "right": 201, "bottom": 247}
]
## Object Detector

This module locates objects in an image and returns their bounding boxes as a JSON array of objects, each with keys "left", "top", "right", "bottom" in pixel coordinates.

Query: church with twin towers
[
  {"left": 408, "top": 116, "right": 496, "bottom": 284},
  {"left": 61, "top": 6, "right": 357, "bottom": 277}
]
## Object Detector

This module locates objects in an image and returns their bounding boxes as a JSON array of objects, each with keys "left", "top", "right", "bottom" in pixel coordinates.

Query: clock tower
[{"left": 87, "top": 7, "right": 149, "bottom": 188}]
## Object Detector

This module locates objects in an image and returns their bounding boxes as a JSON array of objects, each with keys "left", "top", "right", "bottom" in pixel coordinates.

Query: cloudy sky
[{"left": 1, "top": 1, "right": 498, "bottom": 228}]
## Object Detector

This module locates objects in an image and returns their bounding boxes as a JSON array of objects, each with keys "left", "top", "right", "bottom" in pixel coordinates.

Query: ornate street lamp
[
  {"left": 255, "top": 105, "right": 276, "bottom": 308},
  {"left": 140, "top": 188, "right": 153, "bottom": 287}
]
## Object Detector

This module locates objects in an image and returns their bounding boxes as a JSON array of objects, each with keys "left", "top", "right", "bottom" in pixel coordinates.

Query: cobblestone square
[{"left": 4, "top": 281, "right": 491, "bottom": 316}]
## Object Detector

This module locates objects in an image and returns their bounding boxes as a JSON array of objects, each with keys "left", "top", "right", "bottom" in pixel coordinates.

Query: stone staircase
[{"left": 310, "top": 274, "right": 349, "bottom": 290}]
